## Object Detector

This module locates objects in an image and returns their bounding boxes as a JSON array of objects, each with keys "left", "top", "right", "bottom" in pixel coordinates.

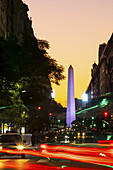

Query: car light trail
[
  {"left": 0, "top": 143, "right": 113, "bottom": 168},
  {"left": 40, "top": 146, "right": 113, "bottom": 167},
  {"left": 39, "top": 143, "right": 113, "bottom": 158},
  {"left": 0, "top": 148, "right": 46, "bottom": 158},
  {"left": 0, "top": 160, "right": 108, "bottom": 170},
  {"left": 98, "top": 140, "right": 113, "bottom": 144},
  {"left": 16, "top": 145, "right": 24, "bottom": 150}
]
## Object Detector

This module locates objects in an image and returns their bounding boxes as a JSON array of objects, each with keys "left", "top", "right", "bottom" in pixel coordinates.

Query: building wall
[
  {"left": 86, "top": 33, "right": 113, "bottom": 102},
  {"left": 0, "top": 0, "right": 34, "bottom": 44},
  {"left": 91, "top": 63, "right": 100, "bottom": 98},
  {"left": 99, "top": 43, "right": 106, "bottom": 63},
  {"left": 99, "top": 59, "right": 108, "bottom": 95},
  {"left": 106, "top": 34, "right": 113, "bottom": 92},
  {"left": 0, "top": 0, "right": 52, "bottom": 106}
]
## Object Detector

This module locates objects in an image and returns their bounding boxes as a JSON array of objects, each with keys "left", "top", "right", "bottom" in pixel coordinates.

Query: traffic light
[
  {"left": 104, "top": 111, "right": 108, "bottom": 118},
  {"left": 49, "top": 112, "right": 52, "bottom": 116},
  {"left": 38, "top": 106, "right": 41, "bottom": 110}
]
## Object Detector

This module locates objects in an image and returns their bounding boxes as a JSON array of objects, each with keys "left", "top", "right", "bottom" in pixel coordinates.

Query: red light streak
[
  {"left": 98, "top": 140, "right": 113, "bottom": 144},
  {"left": 0, "top": 161, "right": 58, "bottom": 170},
  {"left": 39, "top": 144, "right": 113, "bottom": 167},
  {"left": 39, "top": 143, "right": 113, "bottom": 158},
  {"left": 0, "top": 143, "right": 113, "bottom": 168},
  {"left": 40, "top": 147, "right": 113, "bottom": 167},
  {"left": 0, "top": 148, "right": 46, "bottom": 157},
  {"left": 0, "top": 160, "right": 107, "bottom": 170}
]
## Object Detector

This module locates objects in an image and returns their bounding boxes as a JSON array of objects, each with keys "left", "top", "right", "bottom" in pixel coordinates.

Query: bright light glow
[
  {"left": 104, "top": 112, "right": 108, "bottom": 116},
  {"left": 99, "top": 153, "right": 107, "bottom": 157},
  {"left": 65, "top": 135, "right": 70, "bottom": 139},
  {"left": 77, "top": 132, "right": 80, "bottom": 136},
  {"left": 49, "top": 112, "right": 52, "bottom": 116},
  {"left": 38, "top": 106, "right": 41, "bottom": 110},
  {"left": 39, "top": 144, "right": 47, "bottom": 149},
  {"left": 82, "top": 133, "right": 85, "bottom": 136},
  {"left": 0, "top": 146, "right": 2, "bottom": 150},
  {"left": 22, "top": 90, "right": 26, "bottom": 93},
  {"left": 1, "top": 143, "right": 113, "bottom": 168},
  {"left": 100, "top": 98, "right": 108, "bottom": 108},
  {"left": 51, "top": 89, "right": 55, "bottom": 99},
  {"left": 76, "top": 104, "right": 99, "bottom": 115},
  {"left": 17, "top": 145, "right": 24, "bottom": 150},
  {"left": 40, "top": 144, "right": 113, "bottom": 167},
  {"left": 103, "top": 123, "right": 106, "bottom": 128},
  {"left": 82, "top": 93, "right": 88, "bottom": 102},
  {"left": 1, "top": 123, "right": 8, "bottom": 134},
  {"left": 21, "top": 127, "right": 25, "bottom": 134}
]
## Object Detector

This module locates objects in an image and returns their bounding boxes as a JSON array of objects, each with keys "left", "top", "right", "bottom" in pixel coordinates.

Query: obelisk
[{"left": 66, "top": 65, "right": 76, "bottom": 127}]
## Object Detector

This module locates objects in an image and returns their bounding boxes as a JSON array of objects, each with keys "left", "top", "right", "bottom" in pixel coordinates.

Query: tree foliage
[
  {"left": 0, "top": 36, "right": 65, "bottom": 130},
  {"left": 37, "top": 39, "right": 65, "bottom": 85},
  {"left": 0, "top": 76, "right": 28, "bottom": 126}
]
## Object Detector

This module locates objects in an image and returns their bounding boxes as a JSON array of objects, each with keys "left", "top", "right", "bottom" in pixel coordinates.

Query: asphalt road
[
  {"left": 0, "top": 156, "right": 112, "bottom": 170},
  {"left": 0, "top": 142, "right": 113, "bottom": 170}
]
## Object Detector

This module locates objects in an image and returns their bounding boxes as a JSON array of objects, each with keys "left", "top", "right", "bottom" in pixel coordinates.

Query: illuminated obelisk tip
[{"left": 66, "top": 65, "right": 76, "bottom": 127}]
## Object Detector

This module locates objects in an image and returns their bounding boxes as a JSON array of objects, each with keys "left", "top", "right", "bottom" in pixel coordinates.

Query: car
[{"left": 0, "top": 133, "right": 26, "bottom": 158}]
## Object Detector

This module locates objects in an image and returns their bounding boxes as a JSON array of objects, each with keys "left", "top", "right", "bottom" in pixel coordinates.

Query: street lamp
[
  {"left": 82, "top": 93, "right": 88, "bottom": 102},
  {"left": 51, "top": 90, "right": 55, "bottom": 99},
  {"left": 82, "top": 93, "right": 88, "bottom": 108}
]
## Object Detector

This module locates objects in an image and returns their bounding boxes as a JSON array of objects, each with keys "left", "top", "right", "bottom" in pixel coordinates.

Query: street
[
  {"left": 0, "top": 142, "right": 113, "bottom": 170},
  {"left": 0, "top": 157, "right": 112, "bottom": 170}
]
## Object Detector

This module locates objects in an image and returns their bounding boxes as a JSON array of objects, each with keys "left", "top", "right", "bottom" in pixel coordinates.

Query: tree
[
  {"left": 0, "top": 77, "right": 28, "bottom": 128},
  {"left": 0, "top": 36, "right": 65, "bottom": 132},
  {"left": 37, "top": 39, "right": 65, "bottom": 85}
]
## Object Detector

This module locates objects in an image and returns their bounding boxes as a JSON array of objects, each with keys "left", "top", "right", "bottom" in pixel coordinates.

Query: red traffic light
[
  {"left": 49, "top": 112, "right": 52, "bottom": 116},
  {"left": 104, "top": 111, "right": 108, "bottom": 117},
  {"left": 38, "top": 106, "right": 41, "bottom": 110}
]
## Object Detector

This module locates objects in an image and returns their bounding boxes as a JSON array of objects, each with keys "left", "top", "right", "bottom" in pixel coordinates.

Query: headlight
[
  {"left": 17, "top": 145, "right": 24, "bottom": 150},
  {"left": 0, "top": 146, "right": 2, "bottom": 150}
]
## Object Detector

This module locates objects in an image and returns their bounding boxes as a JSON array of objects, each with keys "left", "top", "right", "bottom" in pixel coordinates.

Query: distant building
[
  {"left": 86, "top": 33, "right": 113, "bottom": 101},
  {"left": 75, "top": 98, "right": 82, "bottom": 111}
]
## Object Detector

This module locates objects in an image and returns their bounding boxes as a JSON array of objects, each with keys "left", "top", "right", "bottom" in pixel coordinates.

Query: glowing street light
[
  {"left": 51, "top": 90, "right": 55, "bottom": 99},
  {"left": 82, "top": 93, "right": 88, "bottom": 102},
  {"left": 82, "top": 93, "right": 88, "bottom": 108}
]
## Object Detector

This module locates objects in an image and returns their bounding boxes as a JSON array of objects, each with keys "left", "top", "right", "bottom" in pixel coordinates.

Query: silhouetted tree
[{"left": 0, "top": 36, "right": 65, "bottom": 130}]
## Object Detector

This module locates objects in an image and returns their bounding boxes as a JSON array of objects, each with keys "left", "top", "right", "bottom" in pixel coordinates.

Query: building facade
[
  {"left": 86, "top": 33, "right": 113, "bottom": 101},
  {"left": 0, "top": 0, "right": 34, "bottom": 44}
]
